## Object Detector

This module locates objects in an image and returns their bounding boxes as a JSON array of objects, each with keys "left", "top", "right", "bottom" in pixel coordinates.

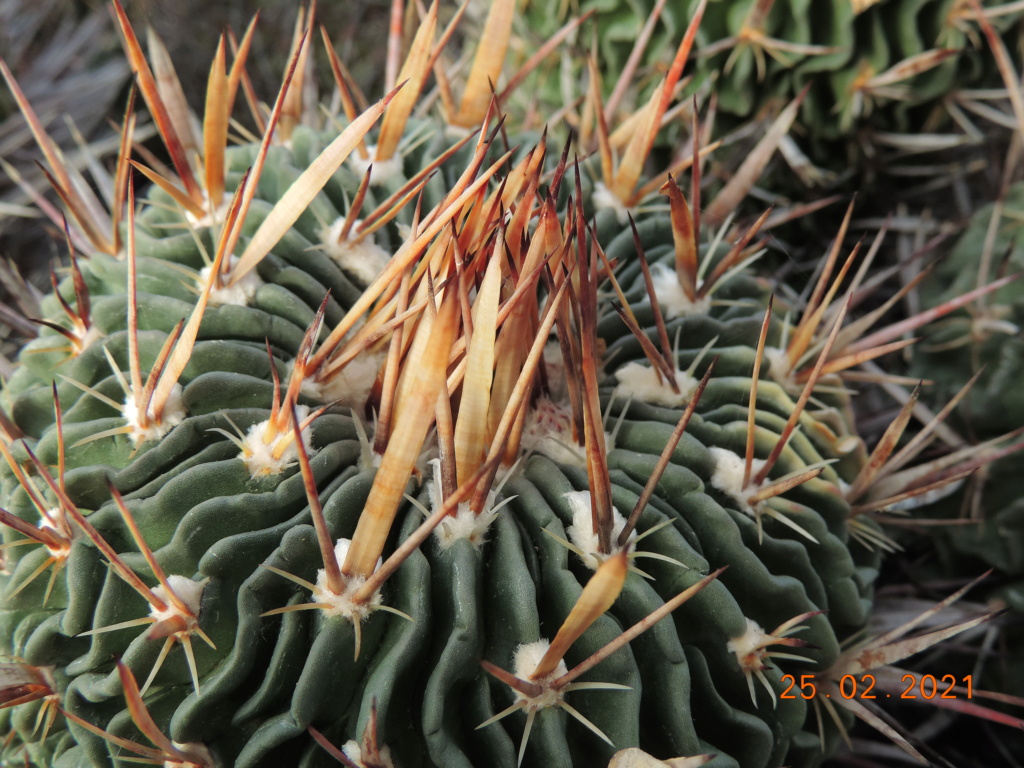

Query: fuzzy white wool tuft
[
  {"left": 163, "top": 740, "right": 215, "bottom": 768},
  {"left": 727, "top": 617, "right": 771, "bottom": 671},
  {"left": 303, "top": 349, "right": 386, "bottom": 410},
  {"left": 312, "top": 538, "right": 383, "bottom": 619},
  {"left": 612, "top": 361, "right": 698, "bottom": 408},
  {"left": 708, "top": 447, "right": 765, "bottom": 513},
  {"left": 427, "top": 459, "right": 500, "bottom": 548},
  {"left": 240, "top": 405, "right": 314, "bottom": 476},
  {"left": 342, "top": 740, "right": 395, "bottom": 768},
  {"left": 763, "top": 347, "right": 793, "bottom": 388},
  {"left": 650, "top": 262, "right": 710, "bottom": 317},
  {"left": 123, "top": 384, "right": 186, "bottom": 446},
  {"left": 349, "top": 145, "right": 404, "bottom": 185},
  {"left": 319, "top": 217, "right": 391, "bottom": 286},
  {"left": 183, "top": 190, "right": 231, "bottom": 229},
  {"left": 564, "top": 490, "right": 635, "bottom": 569},
  {"left": 149, "top": 576, "right": 206, "bottom": 622},
  {"left": 200, "top": 256, "right": 265, "bottom": 307},
  {"left": 511, "top": 640, "right": 567, "bottom": 710},
  {"left": 592, "top": 182, "right": 630, "bottom": 225}
]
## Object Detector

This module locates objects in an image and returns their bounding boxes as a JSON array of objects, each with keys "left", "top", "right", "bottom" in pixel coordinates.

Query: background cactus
[
  {"left": 0, "top": 2, "right": 1021, "bottom": 768},
  {"left": 515, "top": 0, "right": 1023, "bottom": 187}
]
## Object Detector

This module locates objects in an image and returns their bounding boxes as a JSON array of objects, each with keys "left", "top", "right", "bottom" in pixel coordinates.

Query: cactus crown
[{"left": 0, "top": 2, "right": 1021, "bottom": 768}]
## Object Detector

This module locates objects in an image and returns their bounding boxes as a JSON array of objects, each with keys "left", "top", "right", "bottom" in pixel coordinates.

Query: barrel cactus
[
  {"left": 518, "top": 0, "right": 1023, "bottom": 163},
  {"left": 0, "top": 2, "right": 1015, "bottom": 768},
  {"left": 907, "top": 180, "right": 1024, "bottom": 591}
]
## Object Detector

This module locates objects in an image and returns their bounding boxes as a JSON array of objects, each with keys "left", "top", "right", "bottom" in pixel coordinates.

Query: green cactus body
[
  {"left": 0, "top": 3, "right": 941, "bottom": 766},
  {"left": 0, "top": 110, "right": 887, "bottom": 768},
  {"left": 519, "top": 0, "right": 1017, "bottom": 143},
  {"left": 909, "top": 182, "right": 1024, "bottom": 585}
]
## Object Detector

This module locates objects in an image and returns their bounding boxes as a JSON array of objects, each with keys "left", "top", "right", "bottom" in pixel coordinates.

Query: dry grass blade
[
  {"left": 746, "top": 296, "right": 773, "bottom": 487},
  {"left": 846, "top": 273, "right": 1019, "bottom": 355},
  {"left": 700, "top": 208, "right": 771, "bottom": 296},
  {"left": 848, "top": 382, "right": 920, "bottom": 502},
  {"left": 610, "top": 301, "right": 674, "bottom": 385},
  {"left": 752, "top": 297, "right": 848, "bottom": 487},
  {"left": 498, "top": 11, "right": 594, "bottom": 106},
  {"left": 145, "top": 27, "right": 199, "bottom": 168},
  {"left": 117, "top": 661, "right": 197, "bottom": 762},
  {"left": 291, "top": 403, "right": 342, "bottom": 596},
  {"left": 129, "top": 161, "right": 204, "bottom": 219},
  {"left": 321, "top": 26, "right": 370, "bottom": 159},
  {"left": 356, "top": 446, "right": 503, "bottom": 603},
  {"left": 310, "top": 148, "right": 514, "bottom": 370},
  {"left": 149, "top": 169, "right": 250, "bottom": 414}
]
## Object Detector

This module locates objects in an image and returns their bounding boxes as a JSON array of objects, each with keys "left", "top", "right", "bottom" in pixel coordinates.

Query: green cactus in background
[
  {"left": 906, "top": 181, "right": 1024, "bottom": 591},
  {"left": 515, "top": 0, "right": 1022, "bottom": 172},
  {"left": 0, "top": 2, "right": 1020, "bottom": 768}
]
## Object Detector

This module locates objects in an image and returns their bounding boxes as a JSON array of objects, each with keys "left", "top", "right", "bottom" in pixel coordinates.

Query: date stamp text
[{"left": 780, "top": 674, "right": 973, "bottom": 700}]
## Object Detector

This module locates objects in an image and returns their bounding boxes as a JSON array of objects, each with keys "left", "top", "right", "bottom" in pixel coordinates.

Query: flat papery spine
[
  {"left": 342, "top": 296, "right": 459, "bottom": 580},
  {"left": 532, "top": 550, "right": 628, "bottom": 680}
]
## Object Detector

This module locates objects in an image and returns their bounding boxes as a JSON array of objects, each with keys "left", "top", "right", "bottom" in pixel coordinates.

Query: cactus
[
  {"left": 0, "top": 3, "right": 1020, "bottom": 768},
  {"left": 905, "top": 180, "right": 1024, "bottom": 589},
  {"left": 517, "top": 0, "right": 1022, "bottom": 169}
]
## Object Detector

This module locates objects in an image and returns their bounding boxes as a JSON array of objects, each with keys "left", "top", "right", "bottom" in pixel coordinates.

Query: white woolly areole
[
  {"left": 38, "top": 512, "right": 72, "bottom": 559},
  {"left": 149, "top": 575, "right": 206, "bottom": 623},
  {"left": 200, "top": 256, "right": 264, "bottom": 307},
  {"left": 240, "top": 405, "right": 314, "bottom": 477},
  {"left": 443, "top": 123, "right": 475, "bottom": 142},
  {"left": 123, "top": 383, "right": 186, "bottom": 446},
  {"left": 434, "top": 506, "right": 500, "bottom": 549},
  {"left": 349, "top": 145, "right": 404, "bottom": 186},
  {"left": 708, "top": 447, "right": 765, "bottom": 514},
  {"left": 342, "top": 740, "right": 395, "bottom": 768},
  {"left": 74, "top": 324, "right": 104, "bottom": 356},
  {"left": 520, "top": 397, "right": 589, "bottom": 467},
  {"left": 301, "top": 348, "right": 386, "bottom": 410},
  {"left": 727, "top": 617, "right": 771, "bottom": 672},
  {"left": 650, "top": 262, "right": 711, "bottom": 317},
  {"left": 319, "top": 217, "right": 391, "bottom": 286},
  {"left": 592, "top": 181, "right": 630, "bottom": 225},
  {"left": 609, "top": 748, "right": 710, "bottom": 768},
  {"left": 564, "top": 490, "right": 635, "bottom": 570},
  {"left": 763, "top": 347, "right": 794, "bottom": 389},
  {"left": 313, "top": 538, "right": 383, "bottom": 619},
  {"left": 511, "top": 640, "right": 568, "bottom": 711},
  {"left": 163, "top": 741, "right": 215, "bottom": 768},
  {"left": 612, "top": 361, "right": 699, "bottom": 408},
  {"left": 184, "top": 190, "right": 231, "bottom": 229},
  {"left": 426, "top": 460, "right": 499, "bottom": 549}
]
